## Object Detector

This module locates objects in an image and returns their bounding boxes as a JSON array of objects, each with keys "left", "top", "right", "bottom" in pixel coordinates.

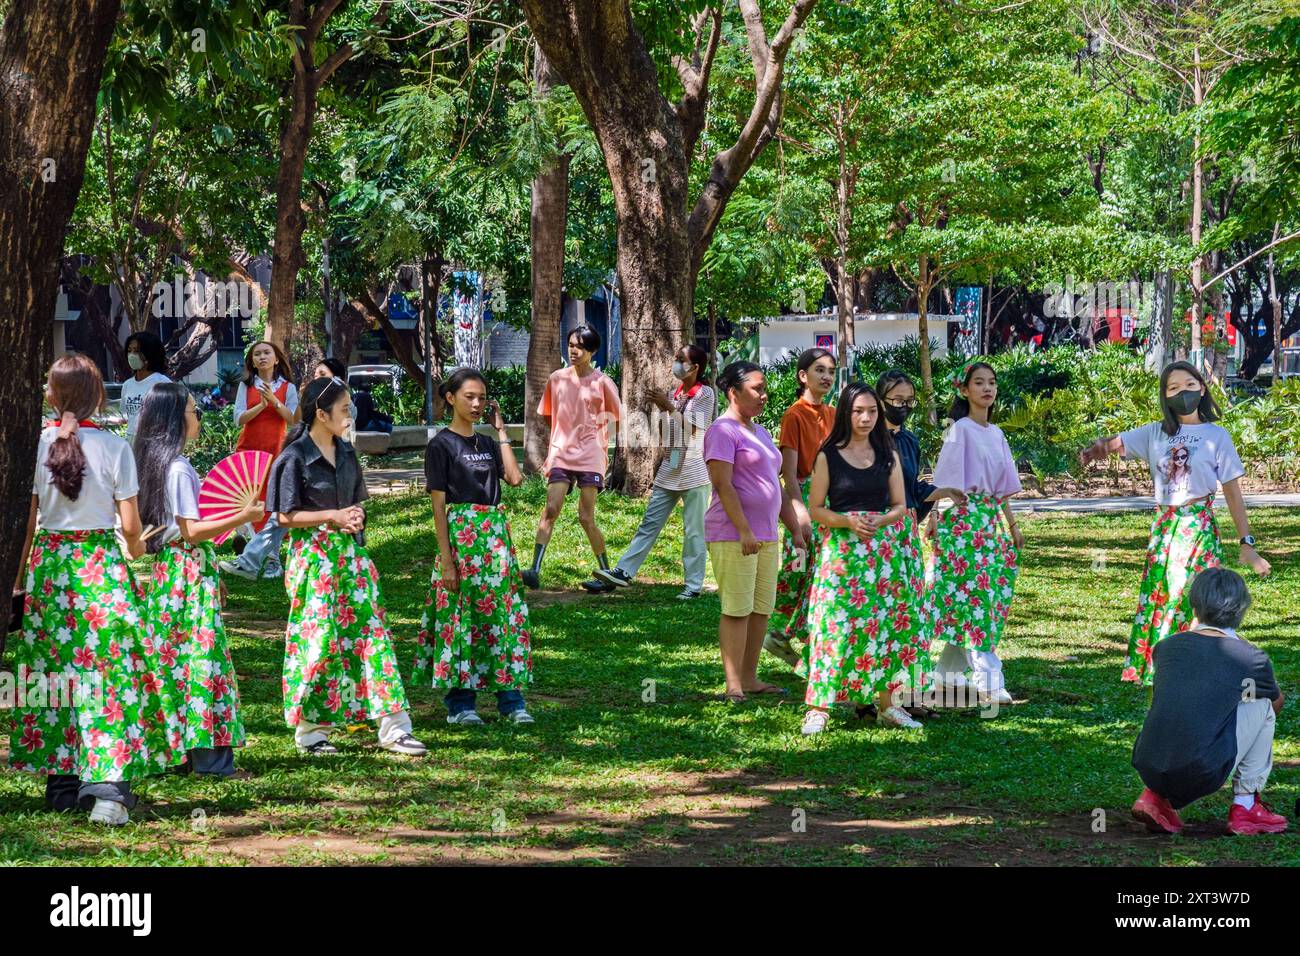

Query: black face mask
[
  {"left": 884, "top": 404, "right": 913, "bottom": 426},
  {"left": 1167, "top": 388, "right": 1202, "bottom": 417}
]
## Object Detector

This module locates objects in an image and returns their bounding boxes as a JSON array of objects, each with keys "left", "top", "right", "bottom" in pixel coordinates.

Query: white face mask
[
  {"left": 671, "top": 362, "right": 692, "bottom": 380},
  {"left": 126, "top": 352, "right": 145, "bottom": 371}
]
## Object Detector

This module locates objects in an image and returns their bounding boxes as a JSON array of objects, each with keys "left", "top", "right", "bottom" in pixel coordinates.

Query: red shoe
[
  {"left": 1132, "top": 788, "right": 1184, "bottom": 834},
  {"left": 1227, "top": 798, "right": 1289, "bottom": 835}
]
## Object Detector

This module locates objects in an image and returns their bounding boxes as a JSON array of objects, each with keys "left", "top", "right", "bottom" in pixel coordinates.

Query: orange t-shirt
[{"left": 778, "top": 399, "right": 835, "bottom": 482}]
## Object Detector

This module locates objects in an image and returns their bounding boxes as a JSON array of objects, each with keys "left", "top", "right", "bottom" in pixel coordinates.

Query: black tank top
[{"left": 825, "top": 442, "right": 891, "bottom": 513}]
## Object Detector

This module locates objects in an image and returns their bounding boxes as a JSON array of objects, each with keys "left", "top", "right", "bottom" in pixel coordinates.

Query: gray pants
[
  {"left": 237, "top": 514, "right": 286, "bottom": 574},
  {"left": 46, "top": 775, "right": 134, "bottom": 811},
  {"left": 1232, "top": 699, "right": 1276, "bottom": 795},
  {"left": 616, "top": 483, "right": 709, "bottom": 592}
]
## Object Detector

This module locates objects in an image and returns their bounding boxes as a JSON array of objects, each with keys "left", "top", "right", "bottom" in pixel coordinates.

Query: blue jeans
[
  {"left": 238, "top": 514, "right": 286, "bottom": 574},
  {"left": 445, "top": 688, "right": 525, "bottom": 716}
]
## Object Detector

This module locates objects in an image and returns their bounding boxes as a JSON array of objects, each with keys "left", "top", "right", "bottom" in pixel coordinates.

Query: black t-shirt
[
  {"left": 424, "top": 428, "right": 503, "bottom": 506},
  {"left": 1132, "top": 630, "right": 1279, "bottom": 809}
]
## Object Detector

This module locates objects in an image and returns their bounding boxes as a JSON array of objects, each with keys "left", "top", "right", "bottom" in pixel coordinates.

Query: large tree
[
  {"left": 0, "top": 0, "right": 123, "bottom": 644},
  {"left": 521, "top": 0, "right": 818, "bottom": 493}
]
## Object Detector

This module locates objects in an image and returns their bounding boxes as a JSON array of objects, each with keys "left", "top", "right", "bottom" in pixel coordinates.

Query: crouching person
[{"left": 1131, "top": 567, "right": 1286, "bottom": 835}]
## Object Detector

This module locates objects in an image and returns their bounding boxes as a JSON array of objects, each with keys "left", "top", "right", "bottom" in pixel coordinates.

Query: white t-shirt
[
  {"left": 32, "top": 426, "right": 138, "bottom": 530},
  {"left": 160, "top": 456, "right": 202, "bottom": 546},
  {"left": 121, "top": 371, "right": 171, "bottom": 440},
  {"left": 1119, "top": 421, "right": 1245, "bottom": 506}
]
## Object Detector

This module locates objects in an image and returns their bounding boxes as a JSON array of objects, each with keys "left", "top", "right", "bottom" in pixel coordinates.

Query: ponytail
[
  {"left": 44, "top": 356, "right": 105, "bottom": 501},
  {"left": 288, "top": 375, "right": 350, "bottom": 444}
]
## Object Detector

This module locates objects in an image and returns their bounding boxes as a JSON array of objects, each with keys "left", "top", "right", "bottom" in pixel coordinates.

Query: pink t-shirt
[
  {"left": 930, "top": 416, "right": 1022, "bottom": 498},
  {"left": 702, "top": 417, "right": 783, "bottom": 542},
  {"left": 539, "top": 367, "right": 623, "bottom": 473}
]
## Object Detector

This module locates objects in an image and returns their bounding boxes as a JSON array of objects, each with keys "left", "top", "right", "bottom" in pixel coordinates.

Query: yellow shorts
[{"left": 708, "top": 539, "right": 781, "bottom": 618}]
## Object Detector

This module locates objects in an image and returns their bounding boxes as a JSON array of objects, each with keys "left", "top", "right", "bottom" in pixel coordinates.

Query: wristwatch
[{"left": 1240, "top": 535, "right": 1257, "bottom": 547}]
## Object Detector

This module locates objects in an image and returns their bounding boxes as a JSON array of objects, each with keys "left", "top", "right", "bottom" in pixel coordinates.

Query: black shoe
[
  {"left": 231, "top": 535, "right": 247, "bottom": 556},
  {"left": 581, "top": 578, "right": 615, "bottom": 594},
  {"left": 594, "top": 567, "right": 632, "bottom": 587},
  {"left": 520, "top": 568, "right": 540, "bottom": 589},
  {"left": 299, "top": 740, "right": 338, "bottom": 756}
]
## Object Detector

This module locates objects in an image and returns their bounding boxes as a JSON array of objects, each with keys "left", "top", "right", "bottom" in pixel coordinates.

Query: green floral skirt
[
  {"left": 924, "top": 494, "right": 1019, "bottom": 652},
  {"left": 143, "top": 539, "right": 245, "bottom": 750},
  {"left": 413, "top": 504, "right": 533, "bottom": 691},
  {"left": 770, "top": 478, "right": 816, "bottom": 644},
  {"left": 804, "top": 514, "right": 931, "bottom": 708},
  {"left": 1122, "top": 500, "right": 1221, "bottom": 686},
  {"left": 282, "top": 528, "right": 410, "bottom": 728},
  {"left": 8, "top": 529, "right": 183, "bottom": 781}
]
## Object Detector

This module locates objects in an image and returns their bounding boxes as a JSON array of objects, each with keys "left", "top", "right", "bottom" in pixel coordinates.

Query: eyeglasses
[
  {"left": 191, "top": 405, "right": 203, "bottom": 421},
  {"left": 885, "top": 399, "right": 917, "bottom": 410}
]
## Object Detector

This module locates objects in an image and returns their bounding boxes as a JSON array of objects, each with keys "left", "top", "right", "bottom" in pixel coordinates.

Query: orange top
[
  {"left": 235, "top": 379, "right": 290, "bottom": 532},
  {"left": 779, "top": 399, "right": 835, "bottom": 482}
]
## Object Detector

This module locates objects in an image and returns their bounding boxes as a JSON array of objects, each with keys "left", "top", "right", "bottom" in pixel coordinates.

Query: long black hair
[
  {"left": 134, "top": 383, "right": 192, "bottom": 554},
  {"left": 794, "top": 347, "right": 835, "bottom": 397},
  {"left": 125, "top": 330, "right": 167, "bottom": 377},
  {"left": 876, "top": 368, "right": 915, "bottom": 402},
  {"left": 1159, "top": 360, "right": 1220, "bottom": 436},
  {"left": 681, "top": 343, "right": 711, "bottom": 385},
  {"left": 286, "top": 375, "right": 351, "bottom": 445},
  {"left": 949, "top": 361, "right": 997, "bottom": 422},
  {"left": 823, "top": 382, "right": 894, "bottom": 474}
]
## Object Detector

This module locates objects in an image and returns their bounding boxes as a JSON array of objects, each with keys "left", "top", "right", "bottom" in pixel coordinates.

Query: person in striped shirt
[{"left": 586, "top": 345, "right": 716, "bottom": 600}]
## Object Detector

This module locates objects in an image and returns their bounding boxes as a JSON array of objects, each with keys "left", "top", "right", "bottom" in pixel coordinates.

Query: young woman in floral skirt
[
  {"left": 266, "top": 375, "right": 426, "bottom": 756},
  {"left": 1078, "top": 360, "right": 1270, "bottom": 685},
  {"left": 924, "top": 361, "right": 1024, "bottom": 706},
  {"left": 134, "top": 383, "right": 263, "bottom": 776},
  {"left": 800, "top": 383, "right": 929, "bottom": 735},
  {"left": 412, "top": 368, "right": 535, "bottom": 725},
  {"left": 10, "top": 356, "right": 184, "bottom": 825},
  {"left": 764, "top": 348, "right": 837, "bottom": 671}
]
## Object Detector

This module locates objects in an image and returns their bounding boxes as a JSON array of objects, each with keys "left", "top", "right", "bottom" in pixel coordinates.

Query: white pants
[
  {"left": 1232, "top": 699, "right": 1276, "bottom": 795},
  {"left": 935, "top": 642, "right": 1005, "bottom": 692},
  {"left": 615, "top": 483, "right": 709, "bottom": 592},
  {"left": 295, "top": 710, "right": 413, "bottom": 748}
]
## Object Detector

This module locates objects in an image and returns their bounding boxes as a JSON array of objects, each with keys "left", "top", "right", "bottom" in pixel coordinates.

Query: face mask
[
  {"left": 127, "top": 353, "right": 144, "bottom": 371},
  {"left": 884, "top": 404, "right": 912, "bottom": 426},
  {"left": 1167, "top": 388, "right": 1202, "bottom": 416},
  {"left": 672, "top": 362, "right": 692, "bottom": 380}
]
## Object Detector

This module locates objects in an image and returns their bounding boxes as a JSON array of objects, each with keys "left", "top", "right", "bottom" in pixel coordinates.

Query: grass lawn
[{"left": 3, "top": 478, "right": 1298, "bottom": 866}]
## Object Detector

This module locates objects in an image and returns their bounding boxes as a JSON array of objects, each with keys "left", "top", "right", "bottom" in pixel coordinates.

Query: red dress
[{"left": 235, "top": 379, "right": 291, "bottom": 530}]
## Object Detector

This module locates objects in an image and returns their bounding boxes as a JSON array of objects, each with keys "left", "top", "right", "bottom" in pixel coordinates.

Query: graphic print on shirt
[{"left": 1157, "top": 433, "right": 1200, "bottom": 499}]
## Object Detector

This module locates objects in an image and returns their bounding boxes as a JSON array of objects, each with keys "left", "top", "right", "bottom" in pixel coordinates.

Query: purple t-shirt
[{"left": 702, "top": 417, "right": 783, "bottom": 542}]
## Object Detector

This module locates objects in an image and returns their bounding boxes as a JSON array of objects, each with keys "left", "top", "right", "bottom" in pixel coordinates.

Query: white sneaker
[
  {"left": 877, "top": 706, "right": 923, "bottom": 730},
  {"left": 764, "top": 635, "right": 802, "bottom": 668},
  {"left": 88, "top": 798, "right": 130, "bottom": 826},
  {"left": 219, "top": 560, "right": 258, "bottom": 581},
  {"left": 982, "top": 688, "right": 1014, "bottom": 706},
  {"left": 381, "top": 732, "right": 427, "bottom": 756},
  {"left": 504, "top": 709, "right": 535, "bottom": 725},
  {"left": 446, "top": 710, "right": 484, "bottom": 726},
  {"left": 801, "top": 710, "right": 829, "bottom": 736}
]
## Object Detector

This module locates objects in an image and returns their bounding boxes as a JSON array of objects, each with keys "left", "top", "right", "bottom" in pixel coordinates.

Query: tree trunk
[
  {"left": 521, "top": 0, "right": 816, "bottom": 494},
  {"left": 833, "top": 113, "right": 855, "bottom": 369},
  {"left": 525, "top": 49, "right": 569, "bottom": 474},
  {"left": 916, "top": 256, "right": 936, "bottom": 424},
  {"left": 421, "top": 253, "right": 446, "bottom": 420},
  {"left": 267, "top": 61, "right": 314, "bottom": 350},
  {"left": 1145, "top": 270, "right": 1173, "bottom": 372},
  {"left": 0, "top": 0, "right": 122, "bottom": 644}
]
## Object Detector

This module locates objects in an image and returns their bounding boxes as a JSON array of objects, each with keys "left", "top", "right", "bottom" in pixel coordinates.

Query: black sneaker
[
  {"left": 299, "top": 740, "right": 339, "bottom": 756},
  {"left": 581, "top": 578, "right": 615, "bottom": 594},
  {"left": 520, "top": 568, "right": 540, "bottom": 589},
  {"left": 594, "top": 567, "right": 632, "bottom": 587}
]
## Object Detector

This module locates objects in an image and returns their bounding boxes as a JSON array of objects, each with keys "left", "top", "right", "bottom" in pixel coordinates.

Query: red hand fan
[{"left": 199, "top": 451, "right": 274, "bottom": 544}]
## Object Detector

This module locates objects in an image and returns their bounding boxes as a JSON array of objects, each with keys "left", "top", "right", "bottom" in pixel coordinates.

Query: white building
[{"left": 756, "top": 312, "right": 960, "bottom": 365}]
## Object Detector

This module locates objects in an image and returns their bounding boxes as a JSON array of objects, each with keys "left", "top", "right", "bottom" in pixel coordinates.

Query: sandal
[
  {"left": 744, "top": 683, "right": 790, "bottom": 696},
  {"left": 721, "top": 691, "right": 748, "bottom": 704},
  {"left": 801, "top": 710, "right": 830, "bottom": 736}
]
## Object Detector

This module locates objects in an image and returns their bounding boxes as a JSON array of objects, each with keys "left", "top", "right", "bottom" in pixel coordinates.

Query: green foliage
[
  {"left": 370, "top": 377, "right": 426, "bottom": 426},
  {"left": 188, "top": 408, "right": 241, "bottom": 476}
]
